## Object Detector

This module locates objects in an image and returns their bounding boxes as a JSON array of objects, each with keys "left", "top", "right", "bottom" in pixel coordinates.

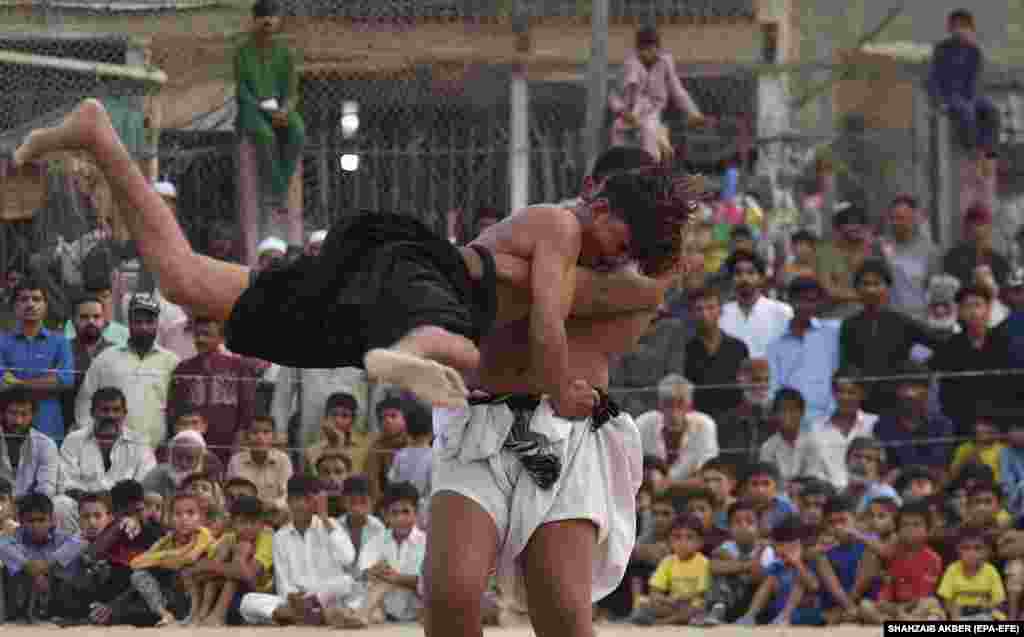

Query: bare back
[{"left": 467, "top": 204, "right": 582, "bottom": 327}]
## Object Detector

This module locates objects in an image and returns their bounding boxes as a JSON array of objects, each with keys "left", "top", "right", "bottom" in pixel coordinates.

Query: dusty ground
[{"left": 0, "top": 625, "right": 879, "bottom": 636}]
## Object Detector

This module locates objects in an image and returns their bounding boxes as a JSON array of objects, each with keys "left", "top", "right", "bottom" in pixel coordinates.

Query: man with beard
[
  {"left": 635, "top": 374, "right": 718, "bottom": 486},
  {"left": 75, "top": 294, "right": 180, "bottom": 449},
  {"left": 58, "top": 387, "right": 156, "bottom": 533},
  {"left": 923, "top": 275, "right": 962, "bottom": 338},
  {"left": 719, "top": 250, "right": 792, "bottom": 358},
  {"left": 65, "top": 296, "right": 113, "bottom": 430},
  {"left": 141, "top": 430, "right": 219, "bottom": 502},
  {"left": 716, "top": 358, "right": 774, "bottom": 466},
  {"left": 0, "top": 387, "right": 59, "bottom": 500}
]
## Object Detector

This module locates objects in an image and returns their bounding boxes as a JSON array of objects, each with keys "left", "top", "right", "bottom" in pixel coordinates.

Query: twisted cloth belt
[{"left": 468, "top": 389, "right": 621, "bottom": 490}]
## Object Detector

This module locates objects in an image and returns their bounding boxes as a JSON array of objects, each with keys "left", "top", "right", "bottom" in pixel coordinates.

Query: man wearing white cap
[
  {"left": 306, "top": 230, "right": 327, "bottom": 258},
  {"left": 256, "top": 236, "right": 287, "bottom": 272}
]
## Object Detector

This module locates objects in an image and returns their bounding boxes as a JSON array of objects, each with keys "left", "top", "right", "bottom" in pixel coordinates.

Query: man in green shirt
[{"left": 235, "top": 0, "right": 305, "bottom": 204}]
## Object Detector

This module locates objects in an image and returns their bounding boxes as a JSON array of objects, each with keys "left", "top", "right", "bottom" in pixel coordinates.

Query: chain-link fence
[{"left": 0, "top": 1, "right": 1023, "bottom": 313}]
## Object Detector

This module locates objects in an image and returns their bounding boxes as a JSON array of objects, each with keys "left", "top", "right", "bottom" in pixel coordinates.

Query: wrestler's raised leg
[
  {"left": 13, "top": 99, "right": 249, "bottom": 321},
  {"left": 423, "top": 492, "right": 500, "bottom": 637},
  {"left": 365, "top": 326, "right": 476, "bottom": 407},
  {"left": 522, "top": 519, "right": 598, "bottom": 637}
]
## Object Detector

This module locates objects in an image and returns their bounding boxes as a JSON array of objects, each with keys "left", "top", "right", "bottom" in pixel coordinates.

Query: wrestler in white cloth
[{"left": 431, "top": 398, "right": 642, "bottom": 605}]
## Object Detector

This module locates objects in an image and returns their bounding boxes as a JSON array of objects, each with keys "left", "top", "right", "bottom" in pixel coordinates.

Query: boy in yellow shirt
[
  {"left": 950, "top": 408, "right": 1006, "bottom": 483},
  {"left": 938, "top": 531, "right": 1007, "bottom": 621},
  {"left": 629, "top": 514, "right": 710, "bottom": 626},
  {"left": 181, "top": 495, "right": 274, "bottom": 626}
]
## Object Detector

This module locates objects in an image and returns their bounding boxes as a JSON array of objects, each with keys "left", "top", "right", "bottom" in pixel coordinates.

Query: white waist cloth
[{"left": 431, "top": 398, "right": 643, "bottom": 604}]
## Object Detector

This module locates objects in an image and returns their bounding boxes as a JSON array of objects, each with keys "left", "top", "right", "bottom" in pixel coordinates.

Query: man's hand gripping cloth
[{"left": 431, "top": 390, "right": 642, "bottom": 605}]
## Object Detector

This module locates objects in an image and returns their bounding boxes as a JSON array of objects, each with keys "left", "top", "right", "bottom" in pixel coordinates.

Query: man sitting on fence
[
  {"left": 234, "top": 0, "right": 306, "bottom": 209},
  {"left": 928, "top": 8, "right": 1000, "bottom": 179},
  {"left": 608, "top": 26, "right": 708, "bottom": 163}
]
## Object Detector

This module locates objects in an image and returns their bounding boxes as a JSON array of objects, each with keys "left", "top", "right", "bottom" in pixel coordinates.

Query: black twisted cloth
[{"left": 467, "top": 389, "right": 621, "bottom": 489}]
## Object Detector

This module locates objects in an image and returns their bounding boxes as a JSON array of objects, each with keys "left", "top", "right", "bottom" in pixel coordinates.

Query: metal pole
[
  {"left": 509, "top": 0, "right": 531, "bottom": 212},
  {"left": 582, "top": 0, "right": 609, "bottom": 172}
]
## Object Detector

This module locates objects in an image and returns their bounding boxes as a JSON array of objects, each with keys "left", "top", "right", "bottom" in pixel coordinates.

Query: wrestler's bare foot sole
[
  {"left": 14, "top": 98, "right": 110, "bottom": 166},
  {"left": 365, "top": 348, "right": 468, "bottom": 408}
]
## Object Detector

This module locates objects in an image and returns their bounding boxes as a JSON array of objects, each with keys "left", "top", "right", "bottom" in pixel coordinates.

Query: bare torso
[{"left": 459, "top": 204, "right": 579, "bottom": 328}]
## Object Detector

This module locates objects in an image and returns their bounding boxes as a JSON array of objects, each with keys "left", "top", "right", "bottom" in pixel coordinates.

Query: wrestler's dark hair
[
  {"left": 403, "top": 399, "right": 433, "bottom": 438},
  {"left": 17, "top": 492, "right": 53, "bottom": 517},
  {"left": 598, "top": 172, "right": 698, "bottom": 277}
]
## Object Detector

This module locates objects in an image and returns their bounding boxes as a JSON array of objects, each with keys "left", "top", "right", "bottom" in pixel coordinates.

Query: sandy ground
[{"left": 0, "top": 625, "right": 879, "bottom": 636}]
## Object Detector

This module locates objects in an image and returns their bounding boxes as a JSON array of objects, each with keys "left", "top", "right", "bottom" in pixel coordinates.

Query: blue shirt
[
  {"left": 0, "top": 526, "right": 83, "bottom": 576},
  {"left": 928, "top": 36, "right": 982, "bottom": 104},
  {"left": 0, "top": 326, "right": 74, "bottom": 441},
  {"left": 765, "top": 561, "right": 798, "bottom": 620},
  {"left": 820, "top": 541, "right": 877, "bottom": 609},
  {"left": 767, "top": 319, "right": 840, "bottom": 428},
  {"left": 873, "top": 413, "right": 955, "bottom": 470},
  {"left": 760, "top": 495, "right": 797, "bottom": 532}
]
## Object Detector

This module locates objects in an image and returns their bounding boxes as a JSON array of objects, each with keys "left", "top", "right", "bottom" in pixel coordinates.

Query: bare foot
[
  {"left": 155, "top": 610, "right": 176, "bottom": 627},
  {"left": 365, "top": 348, "right": 468, "bottom": 407},
  {"left": 13, "top": 98, "right": 110, "bottom": 166}
]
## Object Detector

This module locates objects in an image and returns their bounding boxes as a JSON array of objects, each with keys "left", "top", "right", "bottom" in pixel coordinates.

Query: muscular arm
[
  {"left": 529, "top": 220, "right": 576, "bottom": 405},
  {"left": 491, "top": 252, "right": 668, "bottom": 317}
]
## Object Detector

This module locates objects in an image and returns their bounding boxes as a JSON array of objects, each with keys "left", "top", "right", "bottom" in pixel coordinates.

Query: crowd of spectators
[{"left": 1, "top": 5, "right": 1023, "bottom": 628}]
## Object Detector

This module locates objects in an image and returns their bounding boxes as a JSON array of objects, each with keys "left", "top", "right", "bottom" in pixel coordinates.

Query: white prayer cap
[
  {"left": 308, "top": 229, "right": 327, "bottom": 244},
  {"left": 154, "top": 181, "right": 177, "bottom": 199},
  {"left": 171, "top": 429, "right": 206, "bottom": 449},
  {"left": 257, "top": 236, "right": 287, "bottom": 256}
]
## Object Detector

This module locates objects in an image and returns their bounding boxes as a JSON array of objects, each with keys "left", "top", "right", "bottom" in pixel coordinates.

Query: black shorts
[{"left": 224, "top": 211, "right": 497, "bottom": 369}]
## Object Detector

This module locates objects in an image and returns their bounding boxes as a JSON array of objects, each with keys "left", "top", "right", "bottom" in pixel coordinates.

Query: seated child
[
  {"left": 126, "top": 492, "right": 215, "bottom": 626},
  {"left": 355, "top": 481, "right": 427, "bottom": 625},
  {"left": 816, "top": 494, "right": 879, "bottom": 625},
  {"left": 741, "top": 462, "right": 798, "bottom": 534},
  {"left": 862, "top": 496, "right": 899, "bottom": 549},
  {"left": 223, "top": 477, "right": 259, "bottom": 513},
  {"left": 797, "top": 478, "right": 835, "bottom": 530},
  {"left": 339, "top": 475, "right": 387, "bottom": 570},
  {"left": 896, "top": 465, "right": 937, "bottom": 504},
  {"left": 950, "top": 409, "right": 1006, "bottom": 484},
  {"left": 0, "top": 493, "right": 84, "bottom": 622},
  {"left": 700, "top": 458, "right": 738, "bottom": 530},
  {"left": 936, "top": 480, "right": 1007, "bottom": 566},
  {"left": 386, "top": 401, "right": 432, "bottom": 525},
  {"left": 683, "top": 486, "right": 731, "bottom": 555},
  {"left": 239, "top": 476, "right": 364, "bottom": 628},
  {"left": 75, "top": 480, "right": 166, "bottom": 626},
  {"left": 938, "top": 530, "right": 1007, "bottom": 621},
  {"left": 181, "top": 495, "right": 273, "bottom": 626},
  {"left": 49, "top": 493, "right": 115, "bottom": 624},
  {"left": 738, "top": 514, "right": 820, "bottom": 625},
  {"left": 227, "top": 416, "right": 294, "bottom": 513},
  {"left": 706, "top": 499, "right": 774, "bottom": 625},
  {"left": 859, "top": 501, "right": 945, "bottom": 623},
  {"left": 759, "top": 388, "right": 814, "bottom": 484},
  {"left": 629, "top": 514, "right": 710, "bottom": 626},
  {"left": 143, "top": 493, "right": 164, "bottom": 526}
]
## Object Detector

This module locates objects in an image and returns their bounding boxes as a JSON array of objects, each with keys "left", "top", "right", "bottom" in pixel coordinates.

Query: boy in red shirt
[{"left": 859, "top": 501, "right": 945, "bottom": 623}]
